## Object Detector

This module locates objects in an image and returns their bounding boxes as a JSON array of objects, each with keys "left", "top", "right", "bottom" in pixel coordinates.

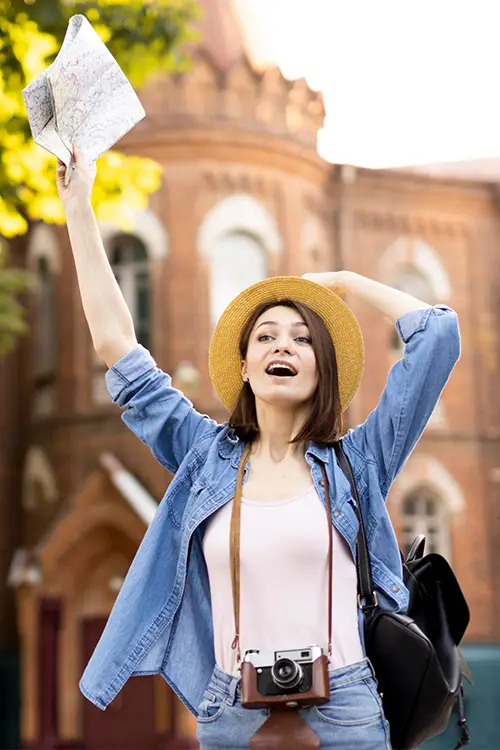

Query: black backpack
[{"left": 334, "top": 441, "right": 471, "bottom": 750}]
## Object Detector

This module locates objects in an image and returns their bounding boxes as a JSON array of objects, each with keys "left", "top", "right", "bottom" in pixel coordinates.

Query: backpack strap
[
  {"left": 453, "top": 685, "right": 471, "bottom": 749},
  {"left": 333, "top": 441, "right": 377, "bottom": 609}
]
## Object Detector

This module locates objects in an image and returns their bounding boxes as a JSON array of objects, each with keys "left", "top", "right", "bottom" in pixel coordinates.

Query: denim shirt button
[
  {"left": 392, "top": 585, "right": 399, "bottom": 592},
  {"left": 319, "top": 479, "right": 324, "bottom": 487},
  {"left": 333, "top": 511, "right": 340, "bottom": 517}
]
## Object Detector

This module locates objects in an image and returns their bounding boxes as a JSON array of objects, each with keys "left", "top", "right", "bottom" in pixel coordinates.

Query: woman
[{"left": 59, "top": 150, "right": 460, "bottom": 749}]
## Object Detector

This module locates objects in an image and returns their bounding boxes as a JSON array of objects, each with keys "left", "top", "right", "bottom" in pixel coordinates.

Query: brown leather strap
[
  {"left": 230, "top": 445, "right": 334, "bottom": 666},
  {"left": 321, "top": 462, "right": 334, "bottom": 658},
  {"left": 230, "top": 443, "right": 252, "bottom": 664}
]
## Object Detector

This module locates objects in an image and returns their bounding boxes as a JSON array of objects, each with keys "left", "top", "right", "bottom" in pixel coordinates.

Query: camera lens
[{"left": 271, "top": 658, "right": 303, "bottom": 690}]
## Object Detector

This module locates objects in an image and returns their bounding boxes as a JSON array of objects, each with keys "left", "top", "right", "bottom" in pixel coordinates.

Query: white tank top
[{"left": 202, "top": 485, "right": 364, "bottom": 676}]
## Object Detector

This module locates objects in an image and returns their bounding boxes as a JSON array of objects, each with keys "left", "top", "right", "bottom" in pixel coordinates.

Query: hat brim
[{"left": 209, "top": 276, "right": 365, "bottom": 414}]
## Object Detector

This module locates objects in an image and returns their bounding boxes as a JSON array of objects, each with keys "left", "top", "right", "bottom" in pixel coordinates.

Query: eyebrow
[{"left": 256, "top": 320, "right": 308, "bottom": 329}]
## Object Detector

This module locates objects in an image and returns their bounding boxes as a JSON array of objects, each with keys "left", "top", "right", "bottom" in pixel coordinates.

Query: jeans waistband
[{"left": 206, "top": 658, "right": 375, "bottom": 707}]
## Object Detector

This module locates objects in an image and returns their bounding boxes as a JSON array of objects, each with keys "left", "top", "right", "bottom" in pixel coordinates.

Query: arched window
[
  {"left": 209, "top": 231, "right": 267, "bottom": 328},
  {"left": 392, "top": 265, "right": 436, "bottom": 303},
  {"left": 110, "top": 234, "right": 150, "bottom": 350},
  {"left": 35, "top": 256, "right": 57, "bottom": 376},
  {"left": 401, "top": 487, "right": 451, "bottom": 560},
  {"left": 379, "top": 237, "right": 451, "bottom": 303},
  {"left": 22, "top": 445, "right": 58, "bottom": 510}
]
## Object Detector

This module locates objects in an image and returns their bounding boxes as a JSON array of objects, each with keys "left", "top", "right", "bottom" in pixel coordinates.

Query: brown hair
[{"left": 229, "top": 299, "right": 343, "bottom": 445}]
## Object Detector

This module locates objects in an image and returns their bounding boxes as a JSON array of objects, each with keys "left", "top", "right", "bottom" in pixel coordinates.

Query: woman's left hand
[{"left": 301, "top": 271, "right": 354, "bottom": 296}]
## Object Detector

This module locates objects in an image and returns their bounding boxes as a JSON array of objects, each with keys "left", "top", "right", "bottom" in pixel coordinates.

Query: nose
[{"left": 273, "top": 341, "right": 293, "bottom": 356}]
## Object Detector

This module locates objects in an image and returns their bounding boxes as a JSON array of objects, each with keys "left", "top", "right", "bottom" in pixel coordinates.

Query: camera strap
[{"left": 230, "top": 444, "right": 334, "bottom": 666}]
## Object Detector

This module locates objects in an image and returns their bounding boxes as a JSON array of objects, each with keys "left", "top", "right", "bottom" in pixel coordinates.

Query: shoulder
[
  {"left": 342, "top": 431, "right": 378, "bottom": 471},
  {"left": 183, "top": 422, "right": 239, "bottom": 474}
]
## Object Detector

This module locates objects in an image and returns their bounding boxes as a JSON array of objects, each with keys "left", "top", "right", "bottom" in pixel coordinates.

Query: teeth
[{"left": 267, "top": 363, "right": 295, "bottom": 374}]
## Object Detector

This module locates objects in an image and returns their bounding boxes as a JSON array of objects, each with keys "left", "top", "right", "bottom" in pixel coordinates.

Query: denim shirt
[{"left": 80, "top": 306, "right": 460, "bottom": 716}]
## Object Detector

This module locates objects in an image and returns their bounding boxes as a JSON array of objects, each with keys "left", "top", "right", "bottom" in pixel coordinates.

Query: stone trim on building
[
  {"left": 99, "top": 207, "right": 169, "bottom": 261},
  {"left": 198, "top": 193, "right": 283, "bottom": 258}
]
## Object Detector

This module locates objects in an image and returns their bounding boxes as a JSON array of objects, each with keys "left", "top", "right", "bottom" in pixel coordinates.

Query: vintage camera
[{"left": 241, "top": 645, "right": 330, "bottom": 709}]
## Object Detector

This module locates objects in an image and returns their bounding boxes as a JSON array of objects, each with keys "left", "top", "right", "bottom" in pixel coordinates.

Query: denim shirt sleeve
[
  {"left": 105, "top": 345, "right": 217, "bottom": 474},
  {"left": 345, "top": 306, "right": 461, "bottom": 496}
]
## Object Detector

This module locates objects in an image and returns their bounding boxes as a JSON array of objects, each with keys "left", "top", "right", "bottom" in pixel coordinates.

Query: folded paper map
[{"left": 23, "top": 14, "right": 145, "bottom": 183}]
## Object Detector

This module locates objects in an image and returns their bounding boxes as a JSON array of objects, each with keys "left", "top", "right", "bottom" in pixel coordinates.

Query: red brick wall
[
  {"left": 4, "top": 132, "right": 500, "bottom": 655},
  {"left": 342, "top": 169, "right": 500, "bottom": 641}
]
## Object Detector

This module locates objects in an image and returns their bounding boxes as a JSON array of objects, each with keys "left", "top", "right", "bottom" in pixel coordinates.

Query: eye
[
  {"left": 296, "top": 336, "right": 312, "bottom": 344},
  {"left": 257, "top": 334, "right": 273, "bottom": 342}
]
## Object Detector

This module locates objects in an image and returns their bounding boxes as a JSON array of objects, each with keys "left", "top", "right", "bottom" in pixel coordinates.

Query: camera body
[
  {"left": 241, "top": 645, "right": 330, "bottom": 709},
  {"left": 243, "top": 646, "right": 321, "bottom": 696}
]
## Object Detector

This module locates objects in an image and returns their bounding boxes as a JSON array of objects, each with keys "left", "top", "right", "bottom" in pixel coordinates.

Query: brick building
[{"left": 1, "top": 1, "right": 500, "bottom": 747}]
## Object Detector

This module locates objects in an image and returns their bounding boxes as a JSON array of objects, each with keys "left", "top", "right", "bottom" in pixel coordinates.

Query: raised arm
[
  {"left": 302, "top": 270, "right": 432, "bottom": 321},
  {"left": 57, "top": 148, "right": 137, "bottom": 366},
  {"left": 303, "top": 271, "right": 460, "bottom": 494},
  {"left": 58, "top": 150, "right": 217, "bottom": 473}
]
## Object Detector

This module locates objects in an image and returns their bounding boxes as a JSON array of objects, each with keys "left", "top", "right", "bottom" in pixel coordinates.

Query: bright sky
[{"left": 243, "top": 0, "right": 500, "bottom": 168}]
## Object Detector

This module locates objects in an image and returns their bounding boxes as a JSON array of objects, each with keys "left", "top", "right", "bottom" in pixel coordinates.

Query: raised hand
[
  {"left": 301, "top": 271, "right": 352, "bottom": 296},
  {"left": 56, "top": 146, "right": 97, "bottom": 209}
]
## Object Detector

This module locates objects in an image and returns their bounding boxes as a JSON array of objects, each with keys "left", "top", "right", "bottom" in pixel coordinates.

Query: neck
[{"left": 252, "top": 400, "right": 310, "bottom": 462}]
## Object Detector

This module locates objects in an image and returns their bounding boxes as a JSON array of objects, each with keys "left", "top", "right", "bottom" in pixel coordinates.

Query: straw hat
[{"left": 209, "top": 276, "right": 364, "bottom": 413}]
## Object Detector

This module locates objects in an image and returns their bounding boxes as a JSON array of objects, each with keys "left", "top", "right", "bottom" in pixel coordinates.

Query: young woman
[{"left": 59, "top": 150, "right": 460, "bottom": 749}]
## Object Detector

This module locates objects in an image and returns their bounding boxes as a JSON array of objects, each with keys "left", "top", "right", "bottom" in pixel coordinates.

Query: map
[{"left": 23, "top": 15, "right": 145, "bottom": 184}]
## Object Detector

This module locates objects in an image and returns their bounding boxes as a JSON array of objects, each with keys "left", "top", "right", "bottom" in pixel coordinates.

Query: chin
[{"left": 258, "top": 388, "right": 312, "bottom": 409}]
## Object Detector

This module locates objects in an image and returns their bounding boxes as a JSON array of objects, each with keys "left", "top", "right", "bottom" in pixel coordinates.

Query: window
[
  {"left": 22, "top": 445, "right": 58, "bottom": 510},
  {"left": 392, "top": 265, "right": 435, "bottom": 303},
  {"left": 209, "top": 232, "right": 267, "bottom": 328},
  {"left": 35, "top": 257, "right": 57, "bottom": 376},
  {"left": 401, "top": 487, "right": 451, "bottom": 559},
  {"left": 110, "top": 235, "right": 150, "bottom": 349}
]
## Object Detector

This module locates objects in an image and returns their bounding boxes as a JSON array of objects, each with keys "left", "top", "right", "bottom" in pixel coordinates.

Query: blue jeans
[{"left": 196, "top": 658, "right": 392, "bottom": 749}]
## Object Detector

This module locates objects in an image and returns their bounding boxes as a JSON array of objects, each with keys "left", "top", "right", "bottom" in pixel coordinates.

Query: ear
[{"left": 241, "top": 361, "right": 248, "bottom": 382}]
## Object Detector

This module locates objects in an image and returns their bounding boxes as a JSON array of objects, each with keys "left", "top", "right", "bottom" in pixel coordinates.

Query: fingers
[
  {"left": 72, "top": 144, "right": 85, "bottom": 167},
  {"left": 56, "top": 159, "right": 68, "bottom": 190}
]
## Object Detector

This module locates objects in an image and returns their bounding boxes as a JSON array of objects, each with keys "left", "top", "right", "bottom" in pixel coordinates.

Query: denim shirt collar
[
  {"left": 306, "top": 441, "right": 330, "bottom": 464},
  {"left": 217, "top": 431, "right": 329, "bottom": 468}
]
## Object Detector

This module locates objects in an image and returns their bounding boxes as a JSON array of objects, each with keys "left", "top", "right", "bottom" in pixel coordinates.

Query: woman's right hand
[{"left": 57, "top": 145, "right": 96, "bottom": 210}]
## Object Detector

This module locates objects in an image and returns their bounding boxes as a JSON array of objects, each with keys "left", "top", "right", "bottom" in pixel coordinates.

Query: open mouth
[{"left": 265, "top": 362, "right": 297, "bottom": 378}]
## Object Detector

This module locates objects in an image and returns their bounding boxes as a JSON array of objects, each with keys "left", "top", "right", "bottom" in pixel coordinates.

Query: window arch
[
  {"left": 198, "top": 195, "right": 283, "bottom": 329},
  {"left": 99, "top": 208, "right": 168, "bottom": 261},
  {"left": 198, "top": 194, "right": 283, "bottom": 258},
  {"left": 380, "top": 237, "right": 451, "bottom": 355},
  {"left": 387, "top": 258, "right": 448, "bottom": 428},
  {"left": 389, "top": 264, "right": 437, "bottom": 355},
  {"left": 22, "top": 445, "right": 58, "bottom": 510},
  {"left": 27, "top": 223, "right": 61, "bottom": 273},
  {"left": 401, "top": 486, "right": 451, "bottom": 560},
  {"left": 391, "top": 264, "right": 436, "bottom": 304},
  {"left": 390, "top": 453, "right": 465, "bottom": 563},
  {"left": 209, "top": 231, "right": 267, "bottom": 328},
  {"left": 27, "top": 224, "right": 60, "bottom": 394},
  {"left": 110, "top": 234, "right": 151, "bottom": 349},
  {"left": 379, "top": 236, "right": 451, "bottom": 302},
  {"left": 34, "top": 256, "right": 57, "bottom": 376}
]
